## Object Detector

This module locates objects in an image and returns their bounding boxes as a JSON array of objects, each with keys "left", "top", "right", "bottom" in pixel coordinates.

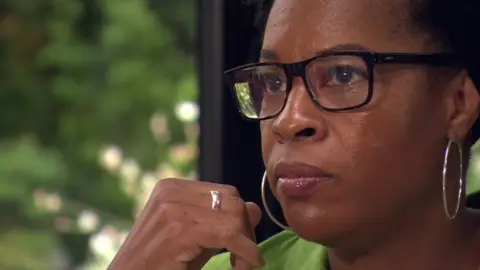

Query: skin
[
  {"left": 108, "top": 0, "right": 480, "bottom": 269},
  {"left": 261, "top": 0, "right": 480, "bottom": 269}
]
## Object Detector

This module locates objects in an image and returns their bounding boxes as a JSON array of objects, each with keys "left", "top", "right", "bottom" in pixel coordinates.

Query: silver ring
[{"left": 209, "top": 190, "right": 221, "bottom": 211}]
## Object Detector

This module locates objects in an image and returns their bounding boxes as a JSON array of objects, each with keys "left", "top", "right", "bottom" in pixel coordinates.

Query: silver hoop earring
[
  {"left": 261, "top": 171, "right": 290, "bottom": 230},
  {"left": 442, "top": 140, "right": 464, "bottom": 220}
]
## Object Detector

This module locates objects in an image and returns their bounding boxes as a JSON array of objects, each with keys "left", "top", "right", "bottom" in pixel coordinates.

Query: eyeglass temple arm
[{"left": 374, "top": 53, "right": 460, "bottom": 66}]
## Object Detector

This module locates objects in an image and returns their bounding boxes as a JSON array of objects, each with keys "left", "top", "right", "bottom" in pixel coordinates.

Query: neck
[{"left": 327, "top": 201, "right": 478, "bottom": 270}]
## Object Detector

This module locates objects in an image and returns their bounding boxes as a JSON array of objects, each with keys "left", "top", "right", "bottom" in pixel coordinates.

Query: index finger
[
  {"left": 156, "top": 178, "right": 241, "bottom": 197},
  {"left": 194, "top": 225, "right": 264, "bottom": 268}
]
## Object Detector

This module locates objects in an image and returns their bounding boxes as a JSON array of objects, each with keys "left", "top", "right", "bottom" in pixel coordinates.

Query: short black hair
[
  {"left": 245, "top": 0, "right": 480, "bottom": 142},
  {"left": 413, "top": 0, "right": 480, "bottom": 85}
]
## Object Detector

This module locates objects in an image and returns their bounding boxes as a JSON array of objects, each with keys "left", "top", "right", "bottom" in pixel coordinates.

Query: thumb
[
  {"left": 231, "top": 202, "right": 264, "bottom": 270},
  {"left": 245, "top": 202, "right": 262, "bottom": 229}
]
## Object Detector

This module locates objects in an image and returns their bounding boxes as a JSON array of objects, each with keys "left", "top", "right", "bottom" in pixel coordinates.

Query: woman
[{"left": 108, "top": 0, "right": 480, "bottom": 269}]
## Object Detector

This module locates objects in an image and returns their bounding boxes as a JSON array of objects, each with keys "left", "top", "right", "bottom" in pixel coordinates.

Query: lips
[{"left": 273, "top": 161, "right": 334, "bottom": 198}]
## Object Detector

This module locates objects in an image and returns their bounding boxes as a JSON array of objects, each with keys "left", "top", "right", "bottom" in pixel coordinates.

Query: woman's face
[{"left": 261, "top": 0, "right": 478, "bottom": 244}]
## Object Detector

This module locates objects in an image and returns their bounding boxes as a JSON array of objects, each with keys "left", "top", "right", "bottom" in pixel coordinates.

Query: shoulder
[{"left": 202, "top": 230, "right": 327, "bottom": 270}]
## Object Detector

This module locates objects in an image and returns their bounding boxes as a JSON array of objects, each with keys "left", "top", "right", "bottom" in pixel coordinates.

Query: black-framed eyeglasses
[{"left": 224, "top": 51, "right": 460, "bottom": 121}]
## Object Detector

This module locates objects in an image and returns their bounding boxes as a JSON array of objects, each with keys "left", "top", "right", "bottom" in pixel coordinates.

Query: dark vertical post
[{"left": 198, "top": 0, "right": 224, "bottom": 184}]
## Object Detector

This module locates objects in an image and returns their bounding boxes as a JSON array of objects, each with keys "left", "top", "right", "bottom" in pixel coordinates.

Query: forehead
[{"left": 263, "top": 0, "right": 428, "bottom": 61}]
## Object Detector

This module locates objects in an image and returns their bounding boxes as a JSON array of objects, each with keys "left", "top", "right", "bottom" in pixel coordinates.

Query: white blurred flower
[
  {"left": 133, "top": 195, "right": 149, "bottom": 219},
  {"left": 33, "top": 189, "right": 47, "bottom": 209},
  {"left": 77, "top": 210, "right": 100, "bottom": 233},
  {"left": 169, "top": 144, "right": 195, "bottom": 164},
  {"left": 117, "top": 230, "right": 130, "bottom": 247},
  {"left": 45, "top": 193, "right": 62, "bottom": 212},
  {"left": 34, "top": 190, "right": 62, "bottom": 213},
  {"left": 150, "top": 113, "right": 170, "bottom": 142},
  {"left": 156, "top": 163, "right": 181, "bottom": 179},
  {"left": 119, "top": 158, "right": 142, "bottom": 196},
  {"left": 87, "top": 226, "right": 124, "bottom": 270},
  {"left": 175, "top": 101, "right": 199, "bottom": 123},
  {"left": 99, "top": 146, "right": 123, "bottom": 172},
  {"left": 120, "top": 158, "right": 141, "bottom": 182},
  {"left": 89, "top": 229, "right": 116, "bottom": 258},
  {"left": 141, "top": 172, "right": 158, "bottom": 193},
  {"left": 131, "top": 173, "right": 158, "bottom": 217}
]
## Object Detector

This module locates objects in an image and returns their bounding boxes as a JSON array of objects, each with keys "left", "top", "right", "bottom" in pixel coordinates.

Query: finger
[
  {"left": 156, "top": 202, "right": 254, "bottom": 230},
  {"left": 245, "top": 202, "right": 262, "bottom": 228},
  {"left": 148, "top": 222, "right": 263, "bottom": 268},
  {"left": 233, "top": 259, "right": 255, "bottom": 270},
  {"left": 141, "top": 182, "right": 243, "bottom": 235},
  {"left": 143, "top": 222, "right": 200, "bottom": 270},
  {"left": 223, "top": 235, "right": 263, "bottom": 269},
  {"left": 155, "top": 178, "right": 241, "bottom": 197},
  {"left": 156, "top": 187, "right": 247, "bottom": 212},
  {"left": 194, "top": 225, "right": 264, "bottom": 268},
  {"left": 125, "top": 203, "right": 204, "bottom": 252},
  {"left": 231, "top": 202, "right": 262, "bottom": 269}
]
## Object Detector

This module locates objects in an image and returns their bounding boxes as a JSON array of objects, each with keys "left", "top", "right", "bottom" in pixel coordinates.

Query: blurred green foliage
[
  {"left": 0, "top": 0, "right": 196, "bottom": 268},
  {"left": 467, "top": 144, "right": 480, "bottom": 195}
]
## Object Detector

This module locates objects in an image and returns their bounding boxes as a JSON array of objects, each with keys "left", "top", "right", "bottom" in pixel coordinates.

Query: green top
[
  {"left": 202, "top": 190, "right": 480, "bottom": 270},
  {"left": 202, "top": 230, "right": 328, "bottom": 270}
]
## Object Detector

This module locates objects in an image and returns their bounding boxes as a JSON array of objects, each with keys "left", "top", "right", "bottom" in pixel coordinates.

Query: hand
[{"left": 108, "top": 178, "right": 264, "bottom": 270}]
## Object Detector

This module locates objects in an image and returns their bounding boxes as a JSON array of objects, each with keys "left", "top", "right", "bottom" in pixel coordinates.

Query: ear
[{"left": 447, "top": 72, "right": 480, "bottom": 141}]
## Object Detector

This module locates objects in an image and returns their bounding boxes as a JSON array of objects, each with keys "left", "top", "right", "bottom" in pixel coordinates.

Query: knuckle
[
  {"left": 157, "top": 202, "right": 178, "bottom": 221},
  {"left": 154, "top": 178, "right": 178, "bottom": 192},
  {"left": 228, "top": 217, "right": 246, "bottom": 234},
  {"left": 218, "top": 227, "right": 238, "bottom": 241},
  {"left": 166, "top": 221, "right": 185, "bottom": 235},
  {"left": 153, "top": 179, "right": 179, "bottom": 200},
  {"left": 220, "top": 184, "right": 240, "bottom": 196},
  {"left": 163, "top": 221, "right": 187, "bottom": 241},
  {"left": 154, "top": 185, "right": 173, "bottom": 203},
  {"left": 230, "top": 197, "right": 247, "bottom": 214}
]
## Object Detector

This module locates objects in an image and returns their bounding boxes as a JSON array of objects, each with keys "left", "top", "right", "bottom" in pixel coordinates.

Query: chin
[
  {"left": 287, "top": 219, "right": 344, "bottom": 246},
  {"left": 283, "top": 203, "right": 354, "bottom": 246}
]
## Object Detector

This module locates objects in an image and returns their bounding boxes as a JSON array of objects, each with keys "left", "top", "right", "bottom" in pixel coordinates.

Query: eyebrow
[{"left": 260, "top": 43, "right": 371, "bottom": 61}]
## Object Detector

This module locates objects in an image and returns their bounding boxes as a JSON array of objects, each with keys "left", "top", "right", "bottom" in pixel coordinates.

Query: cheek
[
  {"left": 325, "top": 113, "right": 420, "bottom": 221},
  {"left": 333, "top": 76, "right": 446, "bottom": 196},
  {"left": 260, "top": 121, "right": 274, "bottom": 164}
]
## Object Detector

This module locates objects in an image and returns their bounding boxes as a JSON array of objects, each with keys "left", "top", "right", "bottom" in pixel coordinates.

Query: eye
[
  {"left": 257, "top": 73, "right": 286, "bottom": 94},
  {"left": 325, "top": 65, "right": 368, "bottom": 86}
]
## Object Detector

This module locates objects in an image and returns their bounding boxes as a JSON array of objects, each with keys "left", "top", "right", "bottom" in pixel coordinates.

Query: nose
[{"left": 271, "top": 78, "right": 328, "bottom": 143}]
